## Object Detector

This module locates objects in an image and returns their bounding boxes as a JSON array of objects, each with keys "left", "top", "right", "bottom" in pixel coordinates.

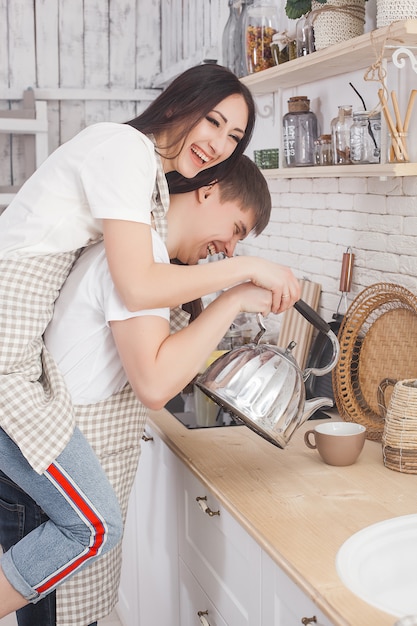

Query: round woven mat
[{"left": 332, "top": 283, "right": 417, "bottom": 441}]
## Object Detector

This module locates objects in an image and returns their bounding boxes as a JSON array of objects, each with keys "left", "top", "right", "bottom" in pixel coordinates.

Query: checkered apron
[
  {"left": 0, "top": 251, "right": 84, "bottom": 473},
  {"left": 56, "top": 306, "right": 189, "bottom": 626},
  {"left": 0, "top": 142, "right": 168, "bottom": 475},
  {"left": 0, "top": 145, "right": 178, "bottom": 623}
]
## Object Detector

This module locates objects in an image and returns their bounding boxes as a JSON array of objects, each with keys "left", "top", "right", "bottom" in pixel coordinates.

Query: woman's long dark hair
[{"left": 126, "top": 64, "right": 256, "bottom": 193}]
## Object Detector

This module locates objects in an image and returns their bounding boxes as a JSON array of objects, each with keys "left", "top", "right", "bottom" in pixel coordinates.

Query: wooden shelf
[
  {"left": 241, "top": 20, "right": 417, "bottom": 94},
  {"left": 260, "top": 162, "right": 417, "bottom": 179}
]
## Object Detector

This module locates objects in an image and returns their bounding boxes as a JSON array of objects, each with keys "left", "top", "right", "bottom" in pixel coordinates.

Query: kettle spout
[{"left": 302, "top": 397, "right": 334, "bottom": 423}]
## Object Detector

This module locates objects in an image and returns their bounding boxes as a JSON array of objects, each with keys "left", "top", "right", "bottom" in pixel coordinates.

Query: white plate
[{"left": 336, "top": 514, "right": 417, "bottom": 618}]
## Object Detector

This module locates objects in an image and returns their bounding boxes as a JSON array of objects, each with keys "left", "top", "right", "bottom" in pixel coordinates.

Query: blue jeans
[
  {"left": 0, "top": 469, "right": 97, "bottom": 626},
  {"left": 0, "top": 425, "right": 123, "bottom": 604}
]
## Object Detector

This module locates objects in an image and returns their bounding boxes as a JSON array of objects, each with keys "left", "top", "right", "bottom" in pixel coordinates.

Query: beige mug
[{"left": 304, "top": 422, "right": 366, "bottom": 466}]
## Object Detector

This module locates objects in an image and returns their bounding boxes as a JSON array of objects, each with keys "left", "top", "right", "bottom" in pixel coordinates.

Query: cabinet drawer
[
  {"left": 180, "top": 558, "right": 228, "bottom": 626},
  {"left": 178, "top": 466, "right": 261, "bottom": 626},
  {"left": 261, "top": 552, "right": 334, "bottom": 626}
]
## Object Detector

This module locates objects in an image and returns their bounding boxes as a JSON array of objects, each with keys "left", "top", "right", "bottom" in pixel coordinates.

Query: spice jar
[
  {"left": 331, "top": 104, "right": 353, "bottom": 164},
  {"left": 270, "top": 31, "right": 296, "bottom": 65},
  {"left": 350, "top": 110, "right": 381, "bottom": 164},
  {"left": 315, "top": 134, "right": 333, "bottom": 166},
  {"left": 282, "top": 96, "right": 318, "bottom": 167},
  {"left": 245, "top": 0, "right": 279, "bottom": 73}
]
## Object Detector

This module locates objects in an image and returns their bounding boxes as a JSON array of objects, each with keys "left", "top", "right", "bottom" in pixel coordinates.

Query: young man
[{"left": 0, "top": 155, "right": 300, "bottom": 625}]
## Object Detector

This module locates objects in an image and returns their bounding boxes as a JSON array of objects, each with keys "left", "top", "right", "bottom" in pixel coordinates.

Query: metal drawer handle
[
  {"left": 196, "top": 496, "right": 220, "bottom": 517},
  {"left": 302, "top": 617, "right": 317, "bottom": 625},
  {"left": 198, "top": 610, "right": 211, "bottom": 625},
  {"left": 141, "top": 432, "right": 154, "bottom": 442}
]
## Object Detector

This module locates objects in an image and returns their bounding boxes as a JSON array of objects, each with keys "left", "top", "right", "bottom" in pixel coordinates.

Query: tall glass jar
[
  {"left": 282, "top": 96, "right": 318, "bottom": 167},
  {"left": 350, "top": 110, "right": 381, "bottom": 164},
  {"left": 235, "top": 0, "right": 254, "bottom": 77},
  {"left": 245, "top": 0, "right": 280, "bottom": 74},
  {"left": 331, "top": 104, "right": 353, "bottom": 164},
  {"left": 222, "top": 0, "right": 241, "bottom": 74}
]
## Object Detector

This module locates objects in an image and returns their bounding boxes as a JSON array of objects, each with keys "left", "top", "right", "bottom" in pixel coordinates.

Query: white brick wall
[{"left": 237, "top": 176, "right": 417, "bottom": 322}]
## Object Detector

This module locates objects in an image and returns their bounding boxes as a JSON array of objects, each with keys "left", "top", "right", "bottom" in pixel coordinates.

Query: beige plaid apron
[
  {"left": 0, "top": 145, "right": 183, "bottom": 623},
  {"left": 56, "top": 305, "right": 189, "bottom": 626},
  {"left": 0, "top": 144, "right": 169, "bottom": 475}
]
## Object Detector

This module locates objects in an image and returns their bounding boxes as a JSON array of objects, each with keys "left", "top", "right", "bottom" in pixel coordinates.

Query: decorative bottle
[
  {"left": 222, "top": 0, "right": 241, "bottom": 74},
  {"left": 235, "top": 0, "right": 254, "bottom": 77},
  {"left": 282, "top": 96, "right": 318, "bottom": 167},
  {"left": 331, "top": 105, "right": 353, "bottom": 164},
  {"left": 244, "top": 0, "right": 280, "bottom": 74}
]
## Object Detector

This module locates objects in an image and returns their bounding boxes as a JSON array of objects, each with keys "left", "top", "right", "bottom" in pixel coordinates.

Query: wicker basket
[
  {"left": 382, "top": 379, "right": 417, "bottom": 474},
  {"left": 332, "top": 283, "right": 417, "bottom": 442},
  {"left": 376, "top": 0, "right": 417, "bottom": 28},
  {"left": 311, "top": 0, "right": 366, "bottom": 50}
]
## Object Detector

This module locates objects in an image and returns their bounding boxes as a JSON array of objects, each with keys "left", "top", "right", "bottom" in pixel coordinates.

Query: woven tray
[{"left": 332, "top": 283, "right": 417, "bottom": 441}]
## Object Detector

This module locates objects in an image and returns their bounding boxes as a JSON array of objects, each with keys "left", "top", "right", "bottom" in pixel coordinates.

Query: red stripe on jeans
[{"left": 35, "top": 462, "right": 106, "bottom": 594}]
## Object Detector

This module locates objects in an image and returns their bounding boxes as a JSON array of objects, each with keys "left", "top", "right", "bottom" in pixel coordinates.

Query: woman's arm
[
  {"left": 110, "top": 282, "right": 272, "bottom": 409},
  {"left": 103, "top": 220, "right": 300, "bottom": 315}
]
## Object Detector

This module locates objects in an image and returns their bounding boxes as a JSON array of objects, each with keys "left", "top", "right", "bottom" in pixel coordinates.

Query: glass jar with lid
[
  {"left": 315, "top": 134, "right": 333, "bottom": 166},
  {"left": 282, "top": 96, "right": 318, "bottom": 167},
  {"left": 331, "top": 104, "right": 353, "bottom": 164},
  {"left": 245, "top": 0, "right": 280, "bottom": 73},
  {"left": 350, "top": 110, "right": 381, "bottom": 164}
]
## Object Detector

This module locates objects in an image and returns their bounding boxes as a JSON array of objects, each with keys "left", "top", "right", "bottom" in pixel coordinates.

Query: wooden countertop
[{"left": 148, "top": 407, "right": 417, "bottom": 626}]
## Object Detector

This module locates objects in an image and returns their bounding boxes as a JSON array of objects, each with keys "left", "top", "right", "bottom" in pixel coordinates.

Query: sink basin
[{"left": 336, "top": 514, "right": 417, "bottom": 618}]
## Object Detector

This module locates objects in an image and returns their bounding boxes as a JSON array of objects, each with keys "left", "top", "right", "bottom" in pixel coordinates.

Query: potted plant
[
  {"left": 285, "top": 0, "right": 368, "bottom": 50},
  {"left": 285, "top": 0, "right": 325, "bottom": 20}
]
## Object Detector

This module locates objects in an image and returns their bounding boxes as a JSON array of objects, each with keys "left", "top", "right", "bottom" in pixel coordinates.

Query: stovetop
[{"left": 165, "top": 393, "right": 242, "bottom": 429}]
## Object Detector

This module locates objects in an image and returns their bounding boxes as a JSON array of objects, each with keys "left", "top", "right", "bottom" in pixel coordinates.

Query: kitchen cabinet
[
  {"left": 242, "top": 19, "right": 417, "bottom": 178},
  {"left": 178, "top": 464, "right": 262, "bottom": 625},
  {"left": 261, "top": 552, "right": 333, "bottom": 626},
  {"left": 117, "top": 424, "right": 182, "bottom": 626},
  {"left": 118, "top": 426, "right": 336, "bottom": 626}
]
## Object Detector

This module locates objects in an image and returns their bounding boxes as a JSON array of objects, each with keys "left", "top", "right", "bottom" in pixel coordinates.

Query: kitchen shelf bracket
[{"left": 392, "top": 46, "right": 417, "bottom": 75}]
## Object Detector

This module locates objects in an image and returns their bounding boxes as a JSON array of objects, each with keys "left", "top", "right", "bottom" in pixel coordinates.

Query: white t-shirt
[
  {"left": 44, "top": 231, "right": 169, "bottom": 405},
  {"left": 0, "top": 123, "right": 157, "bottom": 258}
]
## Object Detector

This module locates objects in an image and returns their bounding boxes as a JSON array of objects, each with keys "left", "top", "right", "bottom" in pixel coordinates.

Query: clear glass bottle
[
  {"left": 222, "top": 0, "right": 241, "bottom": 74},
  {"left": 235, "top": 0, "right": 254, "bottom": 77},
  {"left": 350, "top": 110, "right": 381, "bottom": 164},
  {"left": 245, "top": 0, "right": 280, "bottom": 74},
  {"left": 331, "top": 104, "right": 353, "bottom": 164},
  {"left": 282, "top": 96, "right": 318, "bottom": 167},
  {"left": 295, "top": 14, "right": 315, "bottom": 57}
]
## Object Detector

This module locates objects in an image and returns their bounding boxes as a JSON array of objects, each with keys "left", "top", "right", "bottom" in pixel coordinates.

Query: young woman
[{"left": 0, "top": 63, "right": 300, "bottom": 618}]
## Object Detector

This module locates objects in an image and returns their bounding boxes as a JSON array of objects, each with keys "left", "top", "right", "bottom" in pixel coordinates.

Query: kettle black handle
[
  {"left": 293, "top": 299, "right": 331, "bottom": 335},
  {"left": 294, "top": 299, "right": 340, "bottom": 378}
]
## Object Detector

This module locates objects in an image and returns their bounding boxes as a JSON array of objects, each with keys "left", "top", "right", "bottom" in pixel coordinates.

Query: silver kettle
[{"left": 196, "top": 300, "right": 340, "bottom": 448}]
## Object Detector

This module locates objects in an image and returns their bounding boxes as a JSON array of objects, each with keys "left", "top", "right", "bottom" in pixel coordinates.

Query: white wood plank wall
[{"left": 0, "top": 0, "right": 228, "bottom": 191}]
